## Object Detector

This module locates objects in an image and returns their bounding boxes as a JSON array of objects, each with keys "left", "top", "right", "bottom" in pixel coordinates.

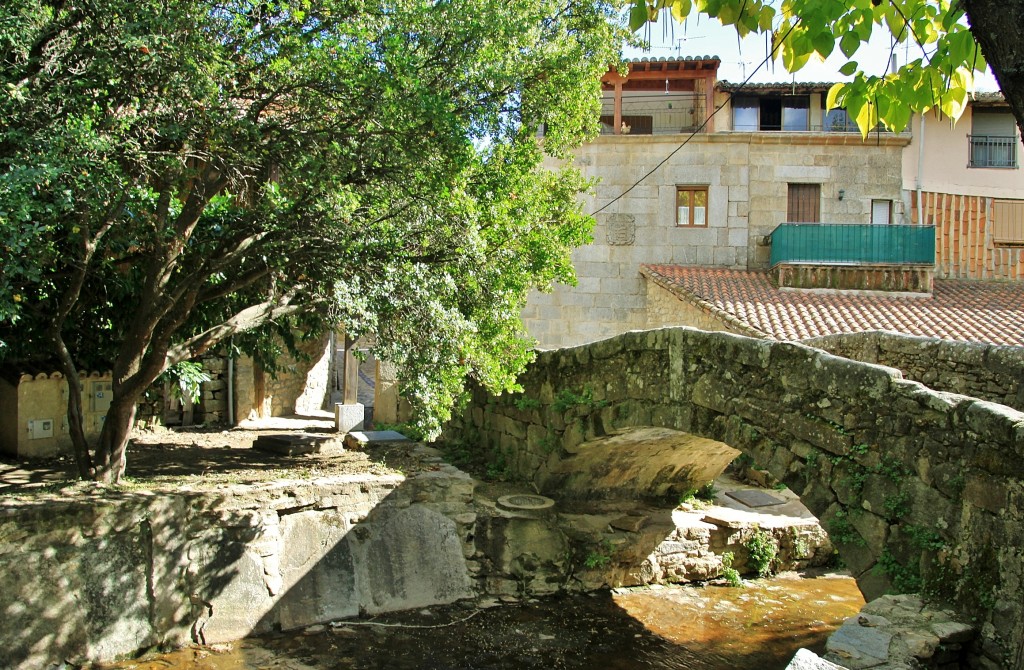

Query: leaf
[
  {"left": 839, "top": 60, "right": 859, "bottom": 76},
  {"left": 630, "top": 2, "right": 650, "bottom": 30},
  {"left": 670, "top": 0, "right": 693, "bottom": 23},
  {"left": 839, "top": 30, "right": 861, "bottom": 58},
  {"left": 812, "top": 31, "right": 835, "bottom": 58},
  {"left": 826, "top": 82, "right": 847, "bottom": 112}
]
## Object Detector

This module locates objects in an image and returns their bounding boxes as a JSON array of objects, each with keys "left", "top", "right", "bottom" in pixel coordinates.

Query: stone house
[{"left": 523, "top": 57, "right": 1024, "bottom": 350}]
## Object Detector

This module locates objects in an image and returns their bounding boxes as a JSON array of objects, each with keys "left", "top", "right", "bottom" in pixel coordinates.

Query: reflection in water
[{"left": 97, "top": 572, "right": 863, "bottom": 670}]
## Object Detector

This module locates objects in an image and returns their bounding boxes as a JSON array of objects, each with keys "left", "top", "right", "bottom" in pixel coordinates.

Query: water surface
[{"left": 98, "top": 571, "right": 863, "bottom": 670}]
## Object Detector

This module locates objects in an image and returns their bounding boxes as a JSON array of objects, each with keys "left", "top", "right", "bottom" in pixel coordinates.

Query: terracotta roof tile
[{"left": 640, "top": 265, "right": 1024, "bottom": 347}]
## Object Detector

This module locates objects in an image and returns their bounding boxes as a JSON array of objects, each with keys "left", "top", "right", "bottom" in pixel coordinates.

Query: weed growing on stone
[
  {"left": 744, "top": 527, "right": 778, "bottom": 578},
  {"left": 584, "top": 540, "right": 613, "bottom": 569},
  {"left": 485, "top": 452, "right": 510, "bottom": 481},
  {"left": 789, "top": 530, "right": 811, "bottom": 560},
  {"left": 883, "top": 491, "right": 911, "bottom": 520},
  {"left": 720, "top": 551, "right": 743, "bottom": 587},
  {"left": 678, "top": 481, "right": 717, "bottom": 509},
  {"left": 877, "top": 548, "right": 922, "bottom": 594},
  {"left": 827, "top": 509, "right": 864, "bottom": 547},
  {"left": 552, "top": 386, "right": 608, "bottom": 413},
  {"left": 537, "top": 429, "right": 559, "bottom": 454},
  {"left": 513, "top": 396, "right": 541, "bottom": 411}
]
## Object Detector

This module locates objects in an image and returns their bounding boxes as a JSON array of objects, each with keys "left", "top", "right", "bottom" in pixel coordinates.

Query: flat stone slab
[
  {"left": 343, "top": 430, "right": 412, "bottom": 449},
  {"left": 252, "top": 434, "right": 326, "bottom": 456},
  {"left": 609, "top": 514, "right": 649, "bottom": 533},
  {"left": 725, "top": 489, "right": 786, "bottom": 508}
]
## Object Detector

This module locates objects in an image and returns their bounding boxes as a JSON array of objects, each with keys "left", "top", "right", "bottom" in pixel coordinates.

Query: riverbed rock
[
  {"left": 786, "top": 648, "right": 849, "bottom": 670},
  {"left": 824, "top": 595, "right": 978, "bottom": 669}
]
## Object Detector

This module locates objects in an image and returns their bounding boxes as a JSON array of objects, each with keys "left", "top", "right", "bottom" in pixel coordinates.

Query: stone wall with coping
[
  {"left": 525, "top": 133, "right": 908, "bottom": 349},
  {"left": 445, "top": 327, "right": 1024, "bottom": 668},
  {"left": 806, "top": 330, "right": 1024, "bottom": 412}
]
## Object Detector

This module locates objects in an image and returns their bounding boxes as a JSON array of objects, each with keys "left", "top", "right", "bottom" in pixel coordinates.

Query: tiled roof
[
  {"left": 716, "top": 81, "right": 836, "bottom": 93},
  {"left": 623, "top": 56, "right": 721, "bottom": 64},
  {"left": 640, "top": 265, "right": 1024, "bottom": 347}
]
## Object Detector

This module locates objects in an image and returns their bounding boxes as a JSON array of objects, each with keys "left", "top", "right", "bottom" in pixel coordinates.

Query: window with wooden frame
[
  {"left": 787, "top": 183, "right": 821, "bottom": 222},
  {"left": 676, "top": 186, "right": 708, "bottom": 227}
]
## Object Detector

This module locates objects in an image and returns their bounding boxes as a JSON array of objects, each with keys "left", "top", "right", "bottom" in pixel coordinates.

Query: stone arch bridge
[{"left": 446, "top": 327, "right": 1024, "bottom": 665}]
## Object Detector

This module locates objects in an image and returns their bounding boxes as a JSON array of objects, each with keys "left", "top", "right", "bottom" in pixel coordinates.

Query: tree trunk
[
  {"left": 964, "top": 0, "right": 1024, "bottom": 138},
  {"left": 92, "top": 392, "right": 139, "bottom": 483}
]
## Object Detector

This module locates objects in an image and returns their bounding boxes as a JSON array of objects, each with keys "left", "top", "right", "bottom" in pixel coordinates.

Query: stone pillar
[
  {"left": 373, "top": 360, "right": 401, "bottom": 425},
  {"left": 334, "top": 334, "right": 364, "bottom": 433}
]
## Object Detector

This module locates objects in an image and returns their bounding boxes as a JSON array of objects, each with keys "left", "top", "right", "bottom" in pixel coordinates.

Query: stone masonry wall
[
  {"left": 445, "top": 327, "right": 1024, "bottom": 668},
  {"left": 524, "top": 133, "right": 908, "bottom": 349},
  {"left": 644, "top": 279, "right": 748, "bottom": 335},
  {"left": 0, "top": 463, "right": 477, "bottom": 670},
  {"left": 807, "top": 330, "right": 1024, "bottom": 412}
]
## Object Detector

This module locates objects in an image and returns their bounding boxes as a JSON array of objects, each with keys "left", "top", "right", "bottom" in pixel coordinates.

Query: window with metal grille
[
  {"left": 970, "top": 109, "right": 1018, "bottom": 168},
  {"left": 787, "top": 184, "right": 820, "bottom": 222},
  {"left": 676, "top": 186, "right": 709, "bottom": 226}
]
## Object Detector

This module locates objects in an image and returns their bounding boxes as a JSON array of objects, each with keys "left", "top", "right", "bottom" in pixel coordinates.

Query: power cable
[{"left": 590, "top": 18, "right": 802, "bottom": 217}]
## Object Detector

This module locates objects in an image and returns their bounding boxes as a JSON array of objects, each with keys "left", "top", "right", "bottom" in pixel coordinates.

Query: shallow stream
[{"left": 97, "top": 571, "right": 863, "bottom": 670}]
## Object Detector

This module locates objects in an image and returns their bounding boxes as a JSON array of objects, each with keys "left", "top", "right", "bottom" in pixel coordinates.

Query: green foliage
[
  {"left": 630, "top": 0, "right": 993, "bottom": 135},
  {"left": 538, "top": 430, "right": 559, "bottom": 454},
  {"left": 0, "top": 0, "right": 628, "bottom": 478},
  {"left": 513, "top": 396, "right": 542, "bottom": 411},
  {"left": 160, "top": 361, "right": 211, "bottom": 405},
  {"left": 744, "top": 527, "right": 778, "bottom": 579},
  {"left": 828, "top": 509, "right": 864, "bottom": 547},
  {"left": 877, "top": 548, "right": 923, "bottom": 594},
  {"left": 485, "top": 451, "right": 511, "bottom": 482},
  {"left": 584, "top": 540, "right": 613, "bottom": 569},
  {"left": 731, "top": 452, "right": 755, "bottom": 471},
  {"left": 678, "top": 480, "right": 717, "bottom": 508},
  {"left": 696, "top": 481, "right": 718, "bottom": 501},
  {"left": 905, "top": 524, "right": 946, "bottom": 552},
  {"left": 883, "top": 491, "right": 911, "bottom": 520},
  {"left": 720, "top": 551, "right": 743, "bottom": 587},
  {"left": 551, "top": 385, "right": 608, "bottom": 413}
]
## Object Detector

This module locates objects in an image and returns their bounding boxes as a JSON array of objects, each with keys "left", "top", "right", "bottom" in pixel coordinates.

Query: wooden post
[{"left": 613, "top": 81, "right": 623, "bottom": 134}]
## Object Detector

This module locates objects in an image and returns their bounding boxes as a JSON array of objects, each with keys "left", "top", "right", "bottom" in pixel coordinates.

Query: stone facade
[
  {"left": 446, "top": 327, "right": 1024, "bottom": 667},
  {"left": 524, "top": 133, "right": 909, "bottom": 349}
]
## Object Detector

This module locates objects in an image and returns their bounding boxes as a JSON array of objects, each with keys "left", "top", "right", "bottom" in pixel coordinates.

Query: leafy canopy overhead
[
  {"left": 628, "top": 0, "right": 987, "bottom": 136},
  {"left": 0, "top": 0, "right": 628, "bottom": 478}
]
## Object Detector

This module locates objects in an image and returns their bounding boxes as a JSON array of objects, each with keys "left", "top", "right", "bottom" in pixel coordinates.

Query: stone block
[{"left": 335, "top": 402, "right": 364, "bottom": 433}]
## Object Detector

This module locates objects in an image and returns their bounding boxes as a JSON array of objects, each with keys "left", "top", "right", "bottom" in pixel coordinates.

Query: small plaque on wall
[{"left": 606, "top": 213, "right": 636, "bottom": 246}]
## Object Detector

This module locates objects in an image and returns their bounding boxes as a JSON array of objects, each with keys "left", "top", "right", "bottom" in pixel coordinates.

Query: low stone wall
[
  {"left": 807, "top": 330, "right": 1024, "bottom": 412},
  {"left": 0, "top": 460, "right": 477, "bottom": 669},
  {"left": 445, "top": 327, "right": 1024, "bottom": 667}
]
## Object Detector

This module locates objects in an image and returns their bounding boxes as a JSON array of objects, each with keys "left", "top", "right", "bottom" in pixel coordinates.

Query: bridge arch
[{"left": 447, "top": 327, "right": 1024, "bottom": 663}]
